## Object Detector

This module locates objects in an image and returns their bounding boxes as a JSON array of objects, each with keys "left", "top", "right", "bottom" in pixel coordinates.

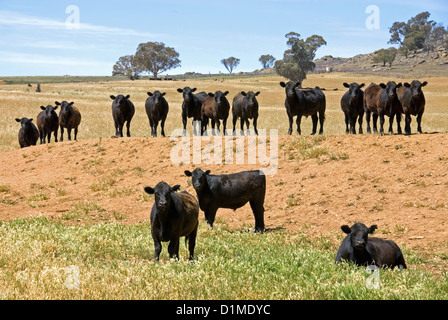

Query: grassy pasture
[{"left": 1, "top": 73, "right": 447, "bottom": 151}]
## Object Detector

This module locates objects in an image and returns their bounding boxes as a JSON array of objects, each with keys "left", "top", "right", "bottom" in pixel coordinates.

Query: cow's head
[
  {"left": 404, "top": 80, "right": 427, "bottom": 97},
  {"left": 110, "top": 94, "right": 131, "bottom": 107},
  {"left": 380, "top": 81, "right": 402, "bottom": 99},
  {"left": 147, "top": 91, "right": 166, "bottom": 105},
  {"left": 241, "top": 91, "right": 260, "bottom": 109},
  {"left": 208, "top": 91, "right": 229, "bottom": 105},
  {"left": 280, "top": 81, "right": 301, "bottom": 98},
  {"left": 177, "top": 87, "right": 197, "bottom": 102},
  {"left": 15, "top": 117, "right": 34, "bottom": 130},
  {"left": 55, "top": 101, "right": 74, "bottom": 124},
  {"left": 341, "top": 223, "right": 378, "bottom": 251},
  {"left": 185, "top": 168, "right": 211, "bottom": 193},
  {"left": 40, "top": 105, "right": 58, "bottom": 118},
  {"left": 144, "top": 182, "right": 180, "bottom": 212},
  {"left": 343, "top": 82, "right": 365, "bottom": 98}
]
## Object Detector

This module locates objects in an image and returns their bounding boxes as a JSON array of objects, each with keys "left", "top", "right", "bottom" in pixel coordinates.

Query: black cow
[
  {"left": 184, "top": 169, "right": 266, "bottom": 232},
  {"left": 145, "top": 91, "right": 169, "bottom": 137},
  {"left": 177, "top": 87, "right": 208, "bottom": 136},
  {"left": 15, "top": 117, "right": 39, "bottom": 148},
  {"left": 280, "top": 81, "right": 326, "bottom": 135},
  {"left": 55, "top": 101, "right": 81, "bottom": 141},
  {"left": 397, "top": 80, "right": 427, "bottom": 135},
  {"left": 364, "top": 82, "right": 403, "bottom": 136},
  {"left": 144, "top": 182, "right": 199, "bottom": 262},
  {"left": 201, "top": 91, "right": 230, "bottom": 135},
  {"left": 232, "top": 91, "right": 260, "bottom": 135},
  {"left": 341, "top": 83, "right": 365, "bottom": 134},
  {"left": 37, "top": 105, "right": 59, "bottom": 144},
  {"left": 335, "top": 222, "right": 407, "bottom": 269},
  {"left": 110, "top": 94, "right": 135, "bottom": 137}
]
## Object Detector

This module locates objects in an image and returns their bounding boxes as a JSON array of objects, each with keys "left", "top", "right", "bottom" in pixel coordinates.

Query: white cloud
[
  {"left": 0, "top": 10, "right": 161, "bottom": 38},
  {"left": 0, "top": 51, "right": 111, "bottom": 67}
]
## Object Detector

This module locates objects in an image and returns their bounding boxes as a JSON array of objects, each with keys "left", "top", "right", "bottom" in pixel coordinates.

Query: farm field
[{"left": 0, "top": 73, "right": 447, "bottom": 299}]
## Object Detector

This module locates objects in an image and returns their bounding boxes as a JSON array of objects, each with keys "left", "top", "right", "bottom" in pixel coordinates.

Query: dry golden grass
[{"left": 0, "top": 73, "right": 447, "bottom": 151}]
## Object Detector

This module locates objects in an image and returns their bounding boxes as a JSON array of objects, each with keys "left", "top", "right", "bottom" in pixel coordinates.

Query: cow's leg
[
  {"left": 318, "top": 111, "right": 325, "bottom": 135},
  {"left": 388, "top": 114, "right": 395, "bottom": 134},
  {"left": 287, "top": 114, "right": 293, "bottom": 135},
  {"left": 296, "top": 116, "right": 302, "bottom": 135},
  {"left": 47, "top": 132, "right": 52, "bottom": 144},
  {"left": 153, "top": 238, "right": 162, "bottom": 262},
  {"left": 204, "top": 206, "right": 218, "bottom": 228},
  {"left": 54, "top": 130, "right": 58, "bottom": 143},
  {"left": 60, "top": 126, "right": 65, "bottom": 142},
  {"left": 232, "top": 115, "right": 238, "bottom": 135},
  {"left": 417, "top": 113, "right": 423, "bottom": 134},
  {"left": 245, "top": 119, "right": 250, "bottom": 136},
  {"left": 372, "top": 114, "right": 378, "bottom": 134},
  {"left": 349, "top": 115, "right": 357, "bottom": 134},
  {"left": 310, "top": 114, "right": 318, "bottom": 135},
  {"left": 74, "top": 127, "right": 78, "bottom": 141},
  {"left": 154, "top": 121, "right": 159, "bottom": 138},
  {"left": 249, "top": 200, "right": 265, "bottom": 233},
  {"left": 365, "top": 110, "right": 371, "bottom": 134},
  {"left": 253, "top": 117, "right": 258, "bottom": 136},
  {"left": 396, "top": 113, "right": 402, "bottom": 135},
  {"left": 168, "top": 238, "right": 180, "bottom": 260},
  {"left": 358, "top": 111, "right": 364, "bottom": 134},
  {"left": 344, "top": 113, "right": 350, "bottom": 134},
  {"left": 67, "top": 128, "right": 72, "bottom": 141},
  {"left": 187, "top": 224, "right": 198, "bottom": 261},
  {"left": 126, "top": 121, "right": 131, "bottom": 137},
  {"left": 222, "top": 118, "right": 228, "bottom": 136},
  {"left": 161, "top": 118, "right": 166, "bottom": 137},
  {"left": 379, "top": 113, "right": 385, "bottom": 136},
  {"left": 405, "top": 113, "right": 412, "bottom": 135}
]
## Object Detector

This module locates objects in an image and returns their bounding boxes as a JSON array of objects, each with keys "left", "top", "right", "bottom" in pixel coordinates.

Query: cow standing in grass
[
  {"left": 364, "top": 82, "right": 403, "bottom": 136},
  {"left": 335, "top": 222, "right": 406, "bottom": 269},
  {"left": 397, "top": 80, "right": 427, "bottom": 135},
  {"left": 201, "top": 91, "right": 230, "bottom": 135},
  {"left": 232, "top": 91, "right": 260, "bottom": 135},
  {"left": 110, "top": 94, "right": 135, "bottom": 138},
  {"left": 177, "top": 87, "right": 208, "bottom": 136},
  {"left": 144, "top": 182, "right": 199, "bottom": 262},
  {"left": 185, "top": 169, "right": 266, "bottom": 232},
  {"left": 145, "top": 91, "right": 169, "bottom": 137},
  {"left": 280, "top": 81, "right": 326, "bottom": 135},
  {"left": 340, "top": 82, "right": 365, "bottom": 134},
  {"left": 37, "top": 105, "right": 59, "bottom": 144},
  {"left": 56, "top": 101, "right": 81, "bottom": 141},
  {"left": 15, "top": 117, "right": 39, "bottom": 148}
]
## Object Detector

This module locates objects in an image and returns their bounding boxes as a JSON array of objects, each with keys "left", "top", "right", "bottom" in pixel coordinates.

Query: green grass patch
[{"left": 0, "top": 218, "right": 446, "bottom": 300}]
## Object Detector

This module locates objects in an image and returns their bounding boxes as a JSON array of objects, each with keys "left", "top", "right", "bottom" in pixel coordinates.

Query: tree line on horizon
[{"left": 112, "top": 11, "right": 447, "bottom": 82}]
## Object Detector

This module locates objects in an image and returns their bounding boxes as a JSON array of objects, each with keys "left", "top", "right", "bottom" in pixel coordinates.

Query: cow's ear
[
  {"left": 144, "top": 187, "right": 155, "bottom": 194},
  {"left": 55, "top": 101, "right": 61, "bottom": 105},
  {"left": 53, "top": 106, "right": 58, "bottom": 111},
  {"left": 69, "top": 102, "right": 74, "bottom": 106},
  {"left": 177, "top": 88, "right": 184, "bottom": 93},
  {"left": 379, "top": 83, "right": 386, "bottom": 89},
  {"left": 280, "top": 82, "right": 286, "bottom": 88},
  {"left": 162, "top": 92, "right": 166, "bottom": 96},
  {"left": 110, "top": 95, "right": 116, "bottom": 100},
  {"left": 29, "top": 118, "right": 33, "bottom": 122},
  {"left": 41, "top": 106, "right": 46, "bottom": 110},
  {"left": 359, "top": 83, "right": 365, "bottom": 88},
  {"left": 184, "top": 170, "right": 192, "bottom": 177},
  {"left": 191, "top": 88, "right": 197, "bottom": 92},
  {"left": 205, "top": 170, "right": 211, "bottom": 175},
  {"left": 255, "top": 91, "right": 260, "bottom": 96},
  {"left": 397, "top": 83, "right": 402, "bottom": 88},
  {"left": 422, "top": 81, "right": 428, "bottom": 87},
  {"left": 404, "top": 82, "right": 411, "bottom": 88},
  {"left": 343, "top": 83, "right": 350, "bottom": 88},
  {"left": 341, "top": 225, "right": 351, "bottom": 234},
  {"left": 208, "top": 93, "right": 214, "bottom": 97},
  {"left": 15, "top": 118, "right": 21, "bottom": 122},
  {"left": 223, "top": 91, "right": 229, "bottom": 96},
  {"left": 368, "top": 225, "right": 378, "bottom": 234},
  {"left": 171, "top": 185, "right": 181, "bottom": 192},
  {"left": 147, "top": 92, "right": 153, "bottom": 97},
  {"left": 125, "top": 95, "right": 130, "bottom": 99},
  {"left": 295, "top": 82, "right": 301, "bottom": 88},
  {"left": 240, "top": 91, "right": 247, "bottom": 96}
]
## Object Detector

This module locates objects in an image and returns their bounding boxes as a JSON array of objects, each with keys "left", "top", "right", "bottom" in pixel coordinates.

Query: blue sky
[{"left": 0, "top": 0, "right": 447, "bottom": 76}]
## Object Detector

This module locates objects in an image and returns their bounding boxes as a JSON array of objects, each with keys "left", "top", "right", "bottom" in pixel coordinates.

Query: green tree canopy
[
  {"left": 221, "top": 57, "right": 240, "bottom": 74},
  {"left": 275, "top": 32, "right": 327, "bottom": 82},
  {"left": 259, "top": 54, "right": 276, "bottom": 69},
  {"left": 112, "top": 55, "right": 142, "bottom": 80},
  {"left": 134, "top": 42, "right": 181, "bottom": 79},
  {"left": 373, "top": 47, "right": 398, "bottom": 67}
]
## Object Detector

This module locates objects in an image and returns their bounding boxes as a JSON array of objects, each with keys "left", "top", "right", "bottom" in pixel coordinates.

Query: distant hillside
[{"left": 314, "top": 45, "right": 448, "bottom": 78}]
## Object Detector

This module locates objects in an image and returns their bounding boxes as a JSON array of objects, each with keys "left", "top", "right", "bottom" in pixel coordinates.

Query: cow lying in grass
[{"left": 335, "top": 222, "right": 406, "bottom": 269}]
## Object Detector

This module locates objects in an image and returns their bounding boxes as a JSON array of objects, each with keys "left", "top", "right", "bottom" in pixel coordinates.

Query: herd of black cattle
[{"left": 12, "top": 79, "right": 425, "bottom": 268}]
